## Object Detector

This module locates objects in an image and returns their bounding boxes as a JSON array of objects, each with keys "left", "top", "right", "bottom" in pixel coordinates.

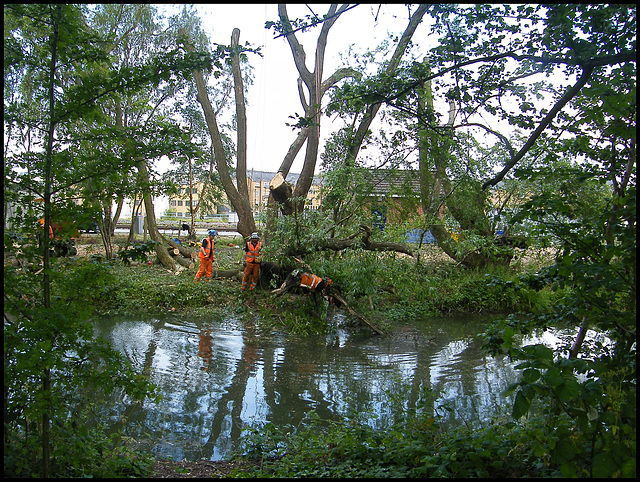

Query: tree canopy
[{"left": 4, "top": 3, "right": 635, "bottom": 478}]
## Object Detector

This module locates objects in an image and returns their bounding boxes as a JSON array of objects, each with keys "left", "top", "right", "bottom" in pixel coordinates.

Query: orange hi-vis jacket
[
  {"left": 300, "top": 272, "right": 323, "bottom": 291},
  {"left": 39, "top": 219, "right": 54, "bottom": 239},
  {"left": 199, "top": 238, "right": 214, "bottom": 259},
  {"left": 246, "top": 240, "right": 262, "bottom": 263}
]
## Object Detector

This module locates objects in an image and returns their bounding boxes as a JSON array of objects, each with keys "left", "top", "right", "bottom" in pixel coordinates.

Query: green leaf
[
  {"left": 522, "top": 368, "right": 541, "bottom": 383},
  {"left": 512, "top": 390, "right": 530, "bottom": 419}
]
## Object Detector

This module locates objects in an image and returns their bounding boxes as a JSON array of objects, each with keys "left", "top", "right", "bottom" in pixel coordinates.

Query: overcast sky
[{"left": 157, "top": 4, "right": 432, "bottom": 174}]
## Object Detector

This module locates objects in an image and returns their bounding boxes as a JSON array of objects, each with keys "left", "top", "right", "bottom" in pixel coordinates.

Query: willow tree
[
  {"left": 327, "top": 4, "right": 635, "bottom": 268},
  {"left": 179, "top": 25, "right": 260, "bottom": 237},
  {"left": 263, "top": 3, "right": 428, "bottom": 250}
]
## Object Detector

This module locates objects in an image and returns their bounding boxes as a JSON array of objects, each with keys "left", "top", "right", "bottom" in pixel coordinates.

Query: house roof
[
  {"left": 361, "top": 168, "right": 421, "bottom": 197},
  {"left": 245, "top": 170, "right": 321, "bottom": 185}
]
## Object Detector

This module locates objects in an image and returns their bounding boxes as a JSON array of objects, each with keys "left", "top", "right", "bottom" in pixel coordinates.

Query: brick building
[{"left": 167, "top": 171, "right": 322, "bottom": 218}]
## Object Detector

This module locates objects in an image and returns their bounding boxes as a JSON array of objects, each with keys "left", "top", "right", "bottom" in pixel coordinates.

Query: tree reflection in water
[{"left": 94, "top": 313, "right": 537, "bottom": 462}]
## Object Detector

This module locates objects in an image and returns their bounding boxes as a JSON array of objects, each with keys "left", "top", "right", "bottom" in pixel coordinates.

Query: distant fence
[{"left": 161, "top": 213, "right": 239, "bottom": 223}]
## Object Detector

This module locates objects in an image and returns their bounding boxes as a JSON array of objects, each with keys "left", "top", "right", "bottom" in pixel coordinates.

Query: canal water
[{"left": 92, "top": 311, "right": 564, "bottom": 462}]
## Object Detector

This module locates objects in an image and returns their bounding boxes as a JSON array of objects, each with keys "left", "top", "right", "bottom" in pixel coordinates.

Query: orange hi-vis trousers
[{"left": 241, "top": 262, "right": 260, "bottom": 290}]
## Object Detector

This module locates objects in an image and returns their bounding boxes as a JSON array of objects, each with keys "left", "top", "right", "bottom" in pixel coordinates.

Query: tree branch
[
  {"left": 285, "top": 224, "right": 415, "bottom": 257},
  {"left": 482, "top": 64, "right": 594, "bottom": 190}
]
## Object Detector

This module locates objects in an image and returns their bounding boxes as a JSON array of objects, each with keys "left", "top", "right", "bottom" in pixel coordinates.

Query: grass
[{"left": 70, "top": 233, "right": 557, "bottom": 332}]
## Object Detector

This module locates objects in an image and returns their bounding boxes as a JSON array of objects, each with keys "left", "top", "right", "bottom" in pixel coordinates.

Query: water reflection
[{"left": 92, "top": 313, "right": 548, "bottom": 461}]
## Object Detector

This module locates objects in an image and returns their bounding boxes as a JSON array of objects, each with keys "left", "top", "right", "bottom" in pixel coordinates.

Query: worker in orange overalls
[
  {"left": 272, "top": 268, "right": 337, "bottom": 305},
  {"left": 197, "top": 328, "right": 213, "bottom": 370},
  {"left": 194, "top": 229, "right": 216, "bottom": 282},
  {"left": 241, "top": 232, "right": 262, "bottom": 291},
  {"left": 38, "top": 218, "right": 54, "bottom": 239}
]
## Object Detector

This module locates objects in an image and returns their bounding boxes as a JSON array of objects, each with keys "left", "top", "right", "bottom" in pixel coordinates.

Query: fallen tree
[
  {"left": 271, "top": 267, "right": 385, "bottom": 335},
  {"left": 284, "top": 225, "right": 415, "bottom": 258}
]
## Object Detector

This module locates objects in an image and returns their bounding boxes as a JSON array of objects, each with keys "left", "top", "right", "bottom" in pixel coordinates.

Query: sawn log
[{"left": 167, "top": 238, "right": 198, "bottom": 259}]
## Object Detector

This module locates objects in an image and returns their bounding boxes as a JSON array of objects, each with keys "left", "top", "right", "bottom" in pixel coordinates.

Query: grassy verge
[{"left": 68, "top": 234, "right": 557, "bottom": 334}]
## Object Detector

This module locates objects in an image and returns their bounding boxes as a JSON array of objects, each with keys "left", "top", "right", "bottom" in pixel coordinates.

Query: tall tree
[
  {"left": 179, "top": 24, "right": 259, "bottom": 237},
  {"left": 86, "top": 4, "right": 189, "bottom": 268},
  {"left": 326, "top": 4, "right": 635, "bottom": 268}
]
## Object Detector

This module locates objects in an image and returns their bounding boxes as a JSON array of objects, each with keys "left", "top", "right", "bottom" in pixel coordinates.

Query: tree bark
[
  {"left": 416, "top": 65, "right": 518, "bottom": 269},
  {"left": 137, "top": 160, "right": 175, "bottom": 269},
  {"left": 283, "top": 224, "right": 415, "bottom": 258},
  {"left": 211, "top": 268, "right": 242, "bottom": 279},
  {"left": 179, "top": 28, "right": 256, "bottom": 238},
  {"left": 167, "top": 238, "right": 197, "bottom": 259},
  {"left": 271, "top": 5, "right": 425, "bottom": 216},
  {"left": 173, "top": 255, "right": 194, "bottom": 269},
  {"left": 273, "top": 4, "right": 358, "bottom": 214}
]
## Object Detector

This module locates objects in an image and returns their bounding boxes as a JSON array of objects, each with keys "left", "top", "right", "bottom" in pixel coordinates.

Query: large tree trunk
[
  {"left": 179, "top": 28, "right": 256, "bottom": 238},
  {"left": 271, "top": 4, "right": 359, "bottom": 215},
  {"left": 269, "top": 172, "right": 295, "bottom": 215},
  {"left": 137, "top": 160, "right": 175, "bottom": 269},
  {"left": 167, "top": 238, "right": 197, "bottom": 259},
  {"left": 271, "top": 4, "right": 426, "bottom": 217},
  {"left": 418, "top": 72, "right": 518, "bottom": 269},
  {"left": 282, "top": 224, "right": 414, "bottom": 258}
]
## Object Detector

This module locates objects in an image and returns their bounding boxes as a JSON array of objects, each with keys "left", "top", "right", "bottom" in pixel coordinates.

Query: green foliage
[
  {"left": 118, "top": 240, "right": 158, "bottom": 265},
  {"left": 235, "top": 389, "right": 554, "bottom": 478},
  {"left": 481, "top": 160, "right": 635, "bottom": 477},
  {"left": 4, "top": 415, "right": 153, "bottom": 478},
  {"left": 4, "top": 258, "right": 159, "bottom": 477}
]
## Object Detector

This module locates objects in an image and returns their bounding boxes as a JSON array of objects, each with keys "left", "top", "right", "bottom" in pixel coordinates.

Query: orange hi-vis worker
[
  {"left": 299, "top": 272, "right": 323, "bottom": 291},
  {"left": 241, "top": 232, "right": 262, "bottom": 291},
  {"left": 39, "top": 218, "right": 54, "bottom": 239},
  {"left": 194, "top": 229, "right": 216, "bottom": 282},
  {"left": 298, "top": 271, "right": 334, "bottom": 302}
]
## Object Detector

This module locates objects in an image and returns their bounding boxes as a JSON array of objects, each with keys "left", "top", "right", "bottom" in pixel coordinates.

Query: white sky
[
  {"left": 157, "top": 4, "right": 432, "bottom": 174},
  {"left": 148, "top": 5, "right": 566, "bottom": 217},
  {"left": 150, "top": 4, "right": 432, "bottom": 216}
]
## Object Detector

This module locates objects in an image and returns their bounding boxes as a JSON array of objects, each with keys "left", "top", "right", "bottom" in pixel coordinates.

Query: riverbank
[
  {"left": 68, "top": 235, "right": 557, "bottom": 478},
  {"left": 77, "top": 233, "right": 556, "bottom": 329},
  {"left": 150, "top": 459, "right": 260, "bottom": 478}
]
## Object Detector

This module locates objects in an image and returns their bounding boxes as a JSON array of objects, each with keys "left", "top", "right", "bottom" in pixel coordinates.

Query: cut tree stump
[{"left": 269, "top": 172, "right": 295, "bottom": 215}]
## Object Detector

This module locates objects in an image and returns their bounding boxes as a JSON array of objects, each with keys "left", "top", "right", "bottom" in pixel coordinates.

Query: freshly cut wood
[
  {"left": 166, "top": 247, "right": 180, "bottom": 256},
  {"left": 167, "top": 238, "right": 197, "bottom": 259},
  {"left": 174, "top": 256, "right": 194, "bottom": 269},
  {"left": 269, "top": 172, "right": 295, "bottom": 215}
]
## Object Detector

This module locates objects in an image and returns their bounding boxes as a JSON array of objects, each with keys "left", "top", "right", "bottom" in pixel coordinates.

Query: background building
[{"left": 167, "top": 171, "right": 322, "bottom": 218}]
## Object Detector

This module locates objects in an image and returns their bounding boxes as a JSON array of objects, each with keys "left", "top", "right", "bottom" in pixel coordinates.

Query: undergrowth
[
  {"left": 59, "top": 239, "right": 556, "bottom": 334},
  {"left": 233, "top": 390, "right": 553, "bottom": 478}
]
